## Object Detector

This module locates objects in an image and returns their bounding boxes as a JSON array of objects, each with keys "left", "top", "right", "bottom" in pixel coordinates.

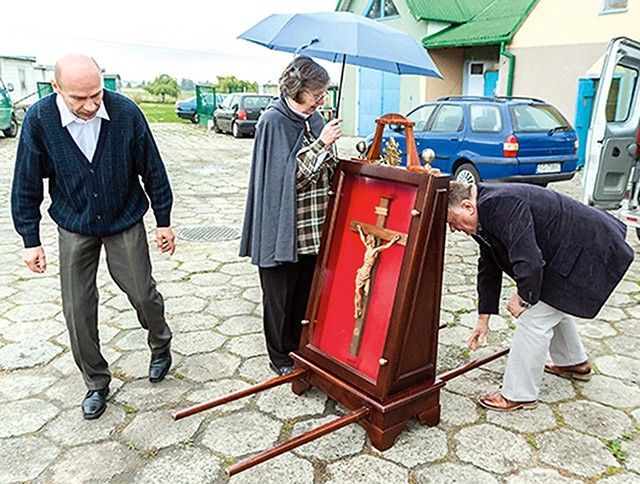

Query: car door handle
[{"left": 450, "top": 137, "right": 459, "bottom": 141}]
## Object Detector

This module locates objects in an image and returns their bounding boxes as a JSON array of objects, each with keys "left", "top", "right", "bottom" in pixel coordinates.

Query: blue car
[
  {"left": 175, "top": 93, "right": 226, "bottom": 124},
  {"left": 365, "top": 96, "right": 578, "bottom": 185}
]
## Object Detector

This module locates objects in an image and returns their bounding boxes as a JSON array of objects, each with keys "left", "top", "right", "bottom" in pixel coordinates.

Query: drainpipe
[{"left": 500, "top": 42, "right": 515, "bottom": 97}]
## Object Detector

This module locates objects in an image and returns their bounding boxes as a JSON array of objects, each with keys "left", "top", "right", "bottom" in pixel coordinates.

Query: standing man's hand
[
  {"left": 507, "top": 293, "right": 527, "bottom": 319},
  {"left": 156, "top": 227, "right": 176, "bottom": 255},
  {"left": 468, "top": 314, "right": 490, "bottom": 350},
  {"left": 23, "top": 246, "right": 47, "bottom": 273}
]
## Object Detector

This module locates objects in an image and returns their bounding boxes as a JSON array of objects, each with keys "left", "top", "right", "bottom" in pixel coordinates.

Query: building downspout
[{"left": 500, "top": 42, "right": 515, "bottom": 97}]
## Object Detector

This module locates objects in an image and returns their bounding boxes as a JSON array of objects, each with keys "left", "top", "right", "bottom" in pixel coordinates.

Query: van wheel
[
  {"left": 232, "top": 122, "right": 242, "bottom": 138},
  {"left": 2, "top": 117, "right": 18, "bottom": 138},
  {"left": 453, "top": 163, "right": 480, "bottom": 184}
]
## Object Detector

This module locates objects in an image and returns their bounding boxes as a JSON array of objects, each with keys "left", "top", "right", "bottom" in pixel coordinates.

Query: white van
[{"left": 582, "top": 36, "right": 640, "bottom": 241}]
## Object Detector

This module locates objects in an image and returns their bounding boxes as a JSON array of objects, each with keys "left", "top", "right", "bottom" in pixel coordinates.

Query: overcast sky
[{"left": 2, "top": 0, "right": 341, "bottom": 85}]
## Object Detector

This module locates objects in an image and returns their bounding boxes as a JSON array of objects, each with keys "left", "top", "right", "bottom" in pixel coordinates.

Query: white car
[{"left": 582, "top": 36, "right": 640, "bottom": 241}]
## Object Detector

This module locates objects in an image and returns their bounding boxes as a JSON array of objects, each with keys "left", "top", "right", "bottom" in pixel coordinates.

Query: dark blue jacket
[
  {"left": 11, "top": 90, "right": 172, "bottom": 248},
  {"left": 474, "top": 183, "right": 634, "bottom": 319}
]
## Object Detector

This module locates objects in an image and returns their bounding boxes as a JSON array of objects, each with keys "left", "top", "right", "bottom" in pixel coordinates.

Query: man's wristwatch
[{"left": 519, "top": 299, "right": 531, "bottom": 309}]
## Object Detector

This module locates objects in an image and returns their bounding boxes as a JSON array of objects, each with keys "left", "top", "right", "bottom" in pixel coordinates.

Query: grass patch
[
  {"left": 140, "top": 448, "right": 159, "bottom": 459},
  {"left": 606, "top": 440, "right": 628, "bottom": 461},
  {"left": 137, "top": 102, "right": 191, "bottom": 124},
  {"left": 178, "top": 438, "right": 194, "bottom": 449},
  {"left": 123, "top": 404, "right": 138, "bottom": 414}
]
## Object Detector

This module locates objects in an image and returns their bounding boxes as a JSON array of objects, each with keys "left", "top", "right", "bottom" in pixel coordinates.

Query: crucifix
[{"left": 348, "top": 196, "right": 408, "bottom": 356}]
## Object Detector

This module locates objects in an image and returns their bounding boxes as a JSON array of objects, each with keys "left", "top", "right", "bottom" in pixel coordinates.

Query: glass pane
[
  {"left": 600, "top": 0, "right": 628, "bottom": 12},
  {"left": 430, "top": 105, "right": 464, "bottom": 132},
  {"left": 366, "top": 0, "right": 381, "bottom": 19},
  {"left": 470, "top": 104, "right": 503, "bottom": 132},
  {"left": 470, "top": 63, "right": 484, "bottom": 75},
  {"left": 510, "top": 104, "right": 570, "bottom": 131},
  {"left": 384, "top": 0, "right": 399, "bottom": 17},
  {"left": 407, "top": 104, "right": 436, "bottom": 131},
  {"left": 605, "top": 65, "right": 638, "bottom": 122}
]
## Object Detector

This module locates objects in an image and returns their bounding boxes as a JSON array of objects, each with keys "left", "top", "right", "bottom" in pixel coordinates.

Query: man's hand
[
  {"left": 156, "top": 227, "right": 176, "bottom": 255},
  {"left": 468, "top": 314, "right": 490, "bottom": 350},
  {"left": 507, "top": 293, "right": 526, "bottom": 319},
  {"left": 23, "top": 246, "right": 47, "bottom": 273}
]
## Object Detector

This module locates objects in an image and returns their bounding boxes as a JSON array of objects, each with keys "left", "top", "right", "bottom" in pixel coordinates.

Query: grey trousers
[
  {"left": 502, "top": 301, "right": 587, "bottom": 402},
  {"left": 58, "top": 221, "right": 172, "bottom": 390}
]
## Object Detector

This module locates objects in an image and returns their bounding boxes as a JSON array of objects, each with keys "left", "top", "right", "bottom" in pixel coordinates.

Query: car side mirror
[
  {"left": 392, "top": 125, "right": 405, "bottom": 132},
  {"left": 6, "top": 83, "right": 14, "bottom": 92}
]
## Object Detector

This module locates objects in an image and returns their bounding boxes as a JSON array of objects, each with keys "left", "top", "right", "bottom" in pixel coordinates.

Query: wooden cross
[{"left": 348, "top": 197, "right": 408, "bottom": 356}]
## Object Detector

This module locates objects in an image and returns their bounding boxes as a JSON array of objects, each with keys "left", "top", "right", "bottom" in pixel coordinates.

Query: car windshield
[
  {"left": 242, "top": 96, "right": 272, "bottom": 109},
  {"left": 510, "top": 104, "right": 570, "bottom": 132}
]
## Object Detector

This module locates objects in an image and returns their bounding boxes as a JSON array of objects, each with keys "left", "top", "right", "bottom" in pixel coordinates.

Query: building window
[
  {"left": 470, "top": 63, "right": 484, "bottom": 75},
  {"left": 365, "top": 0, "right": 399, "bottom": 20},
  {"left": 600, "top": 0, "right": 628, "bottom": 14},
  {"left": 19, "top": 69, "right": 27, "bottom": 91}
]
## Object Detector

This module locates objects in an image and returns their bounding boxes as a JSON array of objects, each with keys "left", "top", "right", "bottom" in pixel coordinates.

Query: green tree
[
  {"left": 143, "top": 74, "right": 180, "bottom": 103},
  {"left": 180, "top": 78, "right": 195, "bottom": 91},
  {"left": 215, "top": 75, "right": 258, "bottom": 94}
]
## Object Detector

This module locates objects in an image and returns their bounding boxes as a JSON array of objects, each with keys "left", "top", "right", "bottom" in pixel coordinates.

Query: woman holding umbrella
[{"left": 239, "top": 56, "right": 342, "bottom": 376}]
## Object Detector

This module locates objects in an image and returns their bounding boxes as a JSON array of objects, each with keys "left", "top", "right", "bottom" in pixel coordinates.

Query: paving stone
[
  {"left": 621, "top": 439, "right": 640, "bottom": 474},
  {"left": 113, "top": 350, "right": 158, "bottom": 380},
  {"left": 167, "top": 312, "right": 220, "bottom": 333},
  {"left": 558, "top": 401, "right": 633, "bottom": 440},
  {"left": 243, "top": 287, "right": 262, "bottom": 303},
  {"left": 43, "top": 406, "right": 127, "bottom": 445},
  {"left": 0, "top": 436, "right": 60, "bottom": 482},
  {"left": 8, "top": 286, "right": 59, "bottom": 304},
  {"left": 200, "top": 410, "right": 281, "bottom": 455},
  {"left": 209, "top": 298, "right": 256, "bottom": 319},
  {"left": 373, "top": 420, "right": 447, "bottom": 467},
  {"left": 0, "top": 320, "right": 66, "bottom": 342},
  {"left": 487, "top": 402, "right": 557, "bottom": 433},
  {"left": 443, "top": 369, "right": 503, "bottom": 399},
  {"left": 0, "top": 340, "right": 63, "bottom": 370},
  {"left": 235, "top": 452, "right": 314, "bottom": 483},
  {"left": 0, "top": 369, "right": 57, "bottom": 401},
  {"left": 227, "top": 333, "right": 267, "bottom": 358},
  {"left": 172, "top": 329, "right": 227, "bottom": 356},
  {"left": 184, "top": 378, "right": 253, "bottom": 412},
  {"left": 598, "top": 306, "right": 630, "bottom": 322},
  {"left": 187, "top": 271, "right": 232, "bottom": 287},
  {"left": 228, "top": 273, "right": 262, "bottom": 288},
  {"left": 439, "top": 390, "right": 480, "bottom": 427},
  {"left": 217, "top": 315, "right": 262, "bottom": 336},
  {"left": 579, "top": 320, "right": 618, "bottom": 339},
  {"left": 326, "top": 454, "right": 408, "bottom": 483},
  {"left": 175, "top": 351, "right": 241, "bottom": 382},
  {"left": 239, "top": 355, "right": 276, "bottom": 383},
  {"left": 105, "top": 309, "right": 142, "bottom": 329},
  {"left": 165, "top": 295, "right": 208, "bottom": 314},
  {"left": 440, "top": 294, "right": 476, "bottom": 313},
  {"left": 291, "top": 414, "right": 366, "bottom": 461},
  {"left": 413, "top": 462, "right": 499, "bottom": 483},
  {"left": 537, "top": 428, "right": 619, "bottom": 477},
  {"left": 599, "top": 474, "right": 640, "bottom": 483},
  {"left": 134, "top": 447, "right": 222, "bottom": 483},
  {"left": 219, "top": 262, "right": 257, "bottom": 276},
  {"left": 114, "top": 379, "right": 191, "bottom": 411},
  {"left": 595, "top": 354, "right": 640, "bottom": 382},
  {"left": 114, "top": 328, "right": 148, "bottom": 351},
  {"left": 581, "top": 375, "right": 640, "bottom": 409},
  {"left": 0, "top": 398, "right": 60, "bottom": 437},
  {"left": 607, "top": 335, "right": 640, "bottom": 358},
  {"left": 120, "top": 410, "right": 204, "bottom": 450},
  {"left": 49, "top": 441, "right": 141, "bottom": 482},
  {"left": 455, "top": 423, "right": 532, "bottom": 474},
  {"left": 505, "top": 468, "right": 582, "bottom": 483},
  {"left": 257, "top": 385, "right": 327, "bottom": 420},
  {"left": 3, "top": 302, "right": 61, "bottom": 323}
]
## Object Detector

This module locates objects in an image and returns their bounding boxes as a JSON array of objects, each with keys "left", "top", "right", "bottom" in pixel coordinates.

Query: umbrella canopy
[{"left": 238, "top": 11, "right": 442, "bottom": 78}]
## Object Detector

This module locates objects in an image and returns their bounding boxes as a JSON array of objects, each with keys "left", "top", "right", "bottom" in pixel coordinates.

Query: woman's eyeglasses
[{"left": 306, "top": 90, "right": 328, "bottom": 103}]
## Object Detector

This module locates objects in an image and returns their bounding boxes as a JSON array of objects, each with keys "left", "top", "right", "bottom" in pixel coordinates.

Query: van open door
[{"left": 582, "top": 37, "right": 640, "bottom": 210}]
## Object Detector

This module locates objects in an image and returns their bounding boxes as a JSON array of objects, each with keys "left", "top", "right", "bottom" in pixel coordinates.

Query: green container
[
  {"left": 195, "top": 84, "right": 218, "bottom": 127},
  {"left": 37, "top": 81, "right": 54, "bottom": 98}
]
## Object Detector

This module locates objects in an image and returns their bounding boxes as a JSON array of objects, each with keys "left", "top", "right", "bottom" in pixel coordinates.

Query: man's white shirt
[{"left": 56, "top": 94, "right": 110, "bottom": 162}]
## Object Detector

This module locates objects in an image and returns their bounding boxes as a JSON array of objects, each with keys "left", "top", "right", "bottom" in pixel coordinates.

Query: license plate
[{"left": 536, "top": 163, "right": 561, "bottom": 174}]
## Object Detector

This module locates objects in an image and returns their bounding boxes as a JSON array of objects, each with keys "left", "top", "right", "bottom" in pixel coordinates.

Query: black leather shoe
[
  {"left": 82, "top": 387, "right": 109, "bottom": 420},
  {"left": 149, "top": 349, "right": 172, "bottom": 382},
  {"left": 269, "top": 362, "right": 294, "bottom": 376}
]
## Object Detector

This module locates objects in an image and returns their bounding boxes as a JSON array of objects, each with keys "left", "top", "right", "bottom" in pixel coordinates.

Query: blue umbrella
[{"left": 238, "top": 11, "right": 442, "bottom": 115}]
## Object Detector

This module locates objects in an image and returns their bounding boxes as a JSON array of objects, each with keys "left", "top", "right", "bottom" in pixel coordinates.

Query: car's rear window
[
  {"left": 510, "top": 104, "right": 570, "bottom": 131},
  {"left": 242, "top": 96, "right": 272, "bottom": 109}
]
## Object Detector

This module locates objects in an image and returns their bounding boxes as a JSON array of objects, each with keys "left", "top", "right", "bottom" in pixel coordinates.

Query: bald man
[{"left": 11, "top": 54, "right": 175, "bottom": 419}]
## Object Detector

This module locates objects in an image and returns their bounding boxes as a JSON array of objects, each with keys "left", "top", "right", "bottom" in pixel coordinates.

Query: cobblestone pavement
[{"left": 1, "top": 123, "right": 640, "bottom": 483}]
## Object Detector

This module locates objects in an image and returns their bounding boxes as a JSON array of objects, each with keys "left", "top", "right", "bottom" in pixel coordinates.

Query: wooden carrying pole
[
  {"left": 438, "top": 348, "right": 510, "bottom": 382},
  {"left": 172, "top": 368, "right": 308, "bottom": 420},
  {"left": 226, "top": 406, "right": 370, "bottom": 476}
]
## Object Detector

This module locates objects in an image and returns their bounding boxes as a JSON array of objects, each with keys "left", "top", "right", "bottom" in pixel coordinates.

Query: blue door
[
  {"left": 574, "top": 78, "right": 596, "bottom": 168},
  {"left": 484, "top": 71, "right": 499, "bottom": 97},
  {"left": 357, "top": 67, "right": 400, "bottom": 137}
]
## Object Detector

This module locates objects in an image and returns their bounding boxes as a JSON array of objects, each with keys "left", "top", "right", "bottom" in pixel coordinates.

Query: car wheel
[
  {"left": 232, "top": 122, "right": 242, "bottom": 138},
  {"left": 191, "top": 113, "right": 199, "bottom": 124},
  {"left": 2, "top": 117, "right": 18, "bottom": 138},
  {"left": 453, "top": 163, "right": 480, "bottom": 184},
  {"left": 636, "top": 227, "right": 640, "bottom": 242},
  {"left": 213, "top": 119, "right": 222, "bottom": 133}
]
